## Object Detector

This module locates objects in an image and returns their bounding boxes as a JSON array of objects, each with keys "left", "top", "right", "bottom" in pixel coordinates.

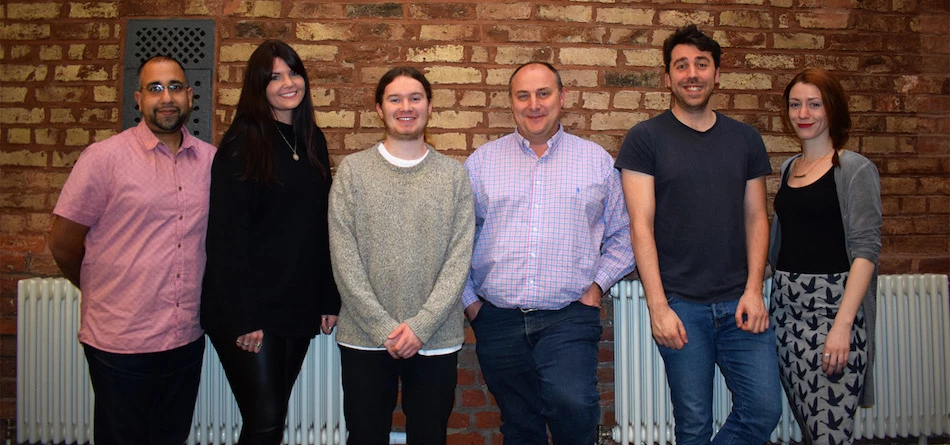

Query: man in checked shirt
[{"left": 462, "top": 61, "right": 635, "bottom": 444}]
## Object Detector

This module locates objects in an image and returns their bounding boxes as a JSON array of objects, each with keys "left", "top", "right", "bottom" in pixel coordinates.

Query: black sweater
[{"left": 201, "top": 121, "right": 340, "bottom": 339}]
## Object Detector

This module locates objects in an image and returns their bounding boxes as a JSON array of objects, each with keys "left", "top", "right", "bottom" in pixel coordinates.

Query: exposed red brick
[
  {"left": 447, "top": 432, "right": 486, "bottom": 445},
  {"left": 447, "top": 411, "right": 470, "bottom": 429},
  {"left": 883, "top": 235, "right": 950, "bottom": 254},
  {"left": 879, "top": 256, "right": 913, "bottom": 274},
  {"left": 460, "top": 389, "right": 487, "bottom": 407},
  {"left": 918, "top": 257, "right": 950, "bottom": 273},
  {"left": 474, "top": 411, "right": 502, "bottom": 429}
]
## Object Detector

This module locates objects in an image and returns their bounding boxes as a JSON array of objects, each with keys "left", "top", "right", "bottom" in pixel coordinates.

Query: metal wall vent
[{"left": 123, "top": 19, "right": 215, "bottom": 144}]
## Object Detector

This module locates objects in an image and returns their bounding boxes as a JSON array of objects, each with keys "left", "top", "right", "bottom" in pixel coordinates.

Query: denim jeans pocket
[{"left": 469, "top": 302, "right": 489, "bottom": 327}]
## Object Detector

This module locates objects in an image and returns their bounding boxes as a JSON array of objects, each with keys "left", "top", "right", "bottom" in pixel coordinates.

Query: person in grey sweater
[
  {"left": 328, "top": 67, "right": 475, "bottom": 445},
  {"left": 768, "top": 68, "right": 881, "bottom": 444}
]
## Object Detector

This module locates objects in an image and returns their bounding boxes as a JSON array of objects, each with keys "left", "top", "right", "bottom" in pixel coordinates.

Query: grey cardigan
[{"left": 768, "top": 150, "right": 883, "bottom": 406}]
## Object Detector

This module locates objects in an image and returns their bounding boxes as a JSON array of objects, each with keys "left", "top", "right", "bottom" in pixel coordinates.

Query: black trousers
[
  {"left": 83, "top": 337, "right": 204, "bottom": 445},
  {"left": 339, "top": 346, "right": 458, "bottom": 445},
  {"left": 209, "top": 332, "right": 311, "bottom": 445}
]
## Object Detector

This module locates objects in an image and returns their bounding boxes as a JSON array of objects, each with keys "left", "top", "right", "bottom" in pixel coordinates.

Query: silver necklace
[
  {"left": 792, "top": 152, "right": 833, "bottom": 178},
  {"left": 274, "top": 123, "right": 299, "bottom": 161}
]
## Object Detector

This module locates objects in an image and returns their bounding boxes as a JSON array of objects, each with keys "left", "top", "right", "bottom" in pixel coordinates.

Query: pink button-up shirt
[{"left": 54, "top": 120, "right": 216, "bottom": 353}]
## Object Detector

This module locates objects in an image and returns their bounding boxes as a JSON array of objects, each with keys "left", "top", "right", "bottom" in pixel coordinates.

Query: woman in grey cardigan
[{"left": 768, "top": 68, "right": 882, "bottom": 445}]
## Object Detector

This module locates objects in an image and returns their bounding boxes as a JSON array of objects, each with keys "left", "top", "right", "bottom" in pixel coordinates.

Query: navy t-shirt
[{"left": 615, "top": 110, "right": 772, "bottom": 303}]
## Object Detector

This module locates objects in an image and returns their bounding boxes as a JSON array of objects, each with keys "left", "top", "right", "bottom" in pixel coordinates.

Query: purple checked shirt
[{"left": 462, "top": 127, "right": 635, "bottom": 310}]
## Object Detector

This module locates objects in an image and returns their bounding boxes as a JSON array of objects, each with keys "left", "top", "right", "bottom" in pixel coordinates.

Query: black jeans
[
  {"left": 339, "top": 346, "right": 458, "bottom": 445},
  {"left": 83, "top": 336, "right": 204, "bottom": 445},
  {"left": 209, "top": 332, "right": 310, "bottom": 445}
]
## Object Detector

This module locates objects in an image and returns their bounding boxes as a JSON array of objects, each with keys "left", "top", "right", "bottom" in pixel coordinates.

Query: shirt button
[
  {"left": 532, "top": 227, "right": 538, "bottom": 232},
  {"left": 179, "top": 215, "right": 183, "bottom": 220},
  {"left": 178, "top": 186, "right": 182, "bottom": 191},
  {"left": 177, "top": 243, "right": 181, "bottom": 248},
  {"left": 176, "top": 273, "right": 181, "bottom": 278}
]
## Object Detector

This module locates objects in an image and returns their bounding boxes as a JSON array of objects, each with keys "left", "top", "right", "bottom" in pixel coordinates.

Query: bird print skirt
[{"left": 770, "top": 270, "right": 867, "bottom": 445}]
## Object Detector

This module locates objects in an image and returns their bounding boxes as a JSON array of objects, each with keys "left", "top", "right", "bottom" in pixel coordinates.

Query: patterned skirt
[{"left": 770, "top": 270, "right": 867, "bottom": 445}]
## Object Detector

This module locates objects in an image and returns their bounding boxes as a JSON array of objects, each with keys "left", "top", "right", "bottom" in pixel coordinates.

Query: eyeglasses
[{"left": 142, "top": 83, "right": 188, "bottom": 96}]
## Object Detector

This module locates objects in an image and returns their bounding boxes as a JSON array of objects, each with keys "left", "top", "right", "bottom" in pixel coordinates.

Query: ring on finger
[{"left": 254, "top": 342, "right": 262, "bottom": 348}]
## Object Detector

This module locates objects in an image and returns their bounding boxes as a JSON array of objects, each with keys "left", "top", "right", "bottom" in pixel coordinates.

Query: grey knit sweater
[{"left": 328, "top": 144, "right": 475, "bottom": 350}]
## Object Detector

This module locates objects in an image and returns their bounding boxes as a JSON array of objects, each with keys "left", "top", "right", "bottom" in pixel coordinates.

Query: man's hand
[
  {"left": 649, "top": 303, "right": 688, "bottom": 349},
  {"left": 464, "top": 300, "right": 483, "bottom": 321},
  {"left": 735, "top": 288, "right": 769, "bottom": 333},
  {"left": 387, "top": 323, "right": 422, "bottom": 359},
  {"left": 578, "top": 283, "right": 603, "bottom": 308}
]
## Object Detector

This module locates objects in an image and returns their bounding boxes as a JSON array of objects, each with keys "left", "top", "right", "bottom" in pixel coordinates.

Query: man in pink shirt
[{"left": 49, "top": 55, "right": 216, "bottom": 445}]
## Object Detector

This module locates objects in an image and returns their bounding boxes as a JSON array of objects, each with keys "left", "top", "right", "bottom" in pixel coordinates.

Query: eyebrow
[
  {"left": 513, "top": 87, "right": 553, "bottom": 94},
  {"left": 672, "top": 56, "right": 711, "bottom": 65}
]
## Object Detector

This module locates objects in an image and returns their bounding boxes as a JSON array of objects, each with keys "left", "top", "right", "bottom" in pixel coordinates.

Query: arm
[
  {"left": 822, "top": 257, "right": 874, "bottom": 374},
  {"left": 823, "top": 159, "right": 882, "bottom": 374},
  {"left": 327, "top": 162, "right": 401, "bottom": 346},
  {"left": 621, "top": 169, "right": 687, "bottom": 349},
  {"left": 316, "top": 130, "right": 341, "bottom": 334},
  {"left": 49, "top": 215, "right": 90, "bottom": 288},
  {"left": 461, "top": 158, "right": 483, "bottom": 320},
  {"left": 735, "top": 176, "right": 770, "bottom": 333},
  {"left": 398, "top": 168, "right": 476, "bottom": 356},
  {"left": 204, "top": 152, "right": 263, "bottom": 339},
  {"left": 582, "top": 165, "right": 636, "bottom": 308},
  {"left": 462, "top": 276, "right": 483, "bottom": 321}
]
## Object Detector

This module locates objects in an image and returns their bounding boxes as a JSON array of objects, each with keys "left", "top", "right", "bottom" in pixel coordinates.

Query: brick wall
[{"left": 1, "top": 1, "right": 947, "bottom": 443}]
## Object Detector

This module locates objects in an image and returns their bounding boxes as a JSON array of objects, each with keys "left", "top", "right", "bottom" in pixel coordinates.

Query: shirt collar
[
  {"left": 515, "top": 124, "right": 565, "bottom": 158},
  {"left": 132, "top": 120, "right": 199, "bottom": 155}
]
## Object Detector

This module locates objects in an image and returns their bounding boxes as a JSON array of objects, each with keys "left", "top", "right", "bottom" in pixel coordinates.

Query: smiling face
[
  {"left": 134, "top": 59, "right": 193, "bottom": 136},
  {"left": 266, "top": 57, "right": 306, "bottom": 124},
  {"left": 787, "top": 82, "right": 831, "bottom": 144},
  {"left": 509, "top": 63, "right": 565, "bottom": 148},
  {"left": 665, "top": 43, "right": 720, "bottom": 114},
  {"left": 376, "top": 75, "right": 432, "bottom": 142}
]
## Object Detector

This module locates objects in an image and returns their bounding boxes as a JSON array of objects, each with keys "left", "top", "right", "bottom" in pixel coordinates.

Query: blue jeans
[
  {"left": 83, "top": 336, "right": 204, "bottom": 445},
  {"left": 471, "top": 300, "right": 601, "bottom": 445},
  {"left": 658, "top": 297, "right": 782, "bottom": 445}
]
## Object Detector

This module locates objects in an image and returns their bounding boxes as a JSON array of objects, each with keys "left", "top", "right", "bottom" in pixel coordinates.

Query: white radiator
[
  {"left": 16, "top": 277, "right": 347, "bottom": 445},
  {"left": 610, "top": 274, "right": 950, "bottom": 445}
]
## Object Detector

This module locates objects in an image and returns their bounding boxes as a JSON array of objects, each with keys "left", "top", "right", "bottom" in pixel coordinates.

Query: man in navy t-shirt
[{"left": 615, "top": 24, "right": 782, "bottom": 445}]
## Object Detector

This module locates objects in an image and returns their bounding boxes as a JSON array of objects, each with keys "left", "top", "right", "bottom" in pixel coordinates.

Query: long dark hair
[
  {"left": 220, "top": 40, "right": 326, "bottom": 183},
  {"left": 782, "top": 68, "right": 851, "bottom": 167}
]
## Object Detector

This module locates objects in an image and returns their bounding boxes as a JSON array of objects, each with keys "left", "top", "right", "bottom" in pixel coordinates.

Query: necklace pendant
[{"left": 292, "top": 153, "right": 299, "bottom": 161}]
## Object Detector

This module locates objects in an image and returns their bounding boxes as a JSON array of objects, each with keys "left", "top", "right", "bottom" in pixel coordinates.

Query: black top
[
  {"left": 201, "top": 121, "right": 340, "bottom": 339},
  {"left": 774, "top": 166, "right": 850, "bottom": 274},
  {"left": 615, "top": 110, "right": 772, "bottom": 303}
]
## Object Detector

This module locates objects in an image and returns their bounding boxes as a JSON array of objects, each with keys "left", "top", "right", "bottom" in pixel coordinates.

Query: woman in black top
[
  {"left": 202, "top": 40, "right": 340, "bottom": 444},
  {"left": 768, "top": 69, "right": 881, "bottom": 444}
]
